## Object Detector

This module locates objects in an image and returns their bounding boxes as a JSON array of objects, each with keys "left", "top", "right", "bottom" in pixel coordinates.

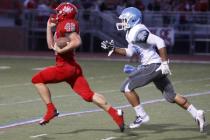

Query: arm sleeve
[
  {"left": 146, "top": 33, "right": 166, "bottom": 49},
  {"left": 125, "top": 44, "right": 136, "bottom": 57}
]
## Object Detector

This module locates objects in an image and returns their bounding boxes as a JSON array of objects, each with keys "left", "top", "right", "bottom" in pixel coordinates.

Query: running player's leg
[
  {"left": 120, "top": 64, "right": 160, "bottom": 128},
  {"left": 67, "top": 73, "right": 125, "bottom": 132},
  {"left": 32, "top": 66, "right": 69, "bottom": 125},
  {"left": 154, "top": 76, "right": 206, "bottom": 132}
]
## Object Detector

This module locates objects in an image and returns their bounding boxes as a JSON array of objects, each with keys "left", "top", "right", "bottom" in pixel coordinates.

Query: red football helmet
[{"left": 50, "top": 2, "right": 78, "bottom": 23}]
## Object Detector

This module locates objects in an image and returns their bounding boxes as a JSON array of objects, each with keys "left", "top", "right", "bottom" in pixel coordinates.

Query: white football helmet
[{"left": 116, "top": 7, "right": 142, "bottom": 31}]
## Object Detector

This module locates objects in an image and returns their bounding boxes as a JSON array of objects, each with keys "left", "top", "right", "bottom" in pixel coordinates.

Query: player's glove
[
  {"left": 101, "top": 40, "right": 115, "bottom": 56},
  {"left": 155, "top": 61, "right": 172, "bottom": 75}
]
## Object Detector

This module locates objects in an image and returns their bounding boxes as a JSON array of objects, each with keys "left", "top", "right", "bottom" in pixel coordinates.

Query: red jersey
[{"left": 54, "top": 19, "right": 79, "bottom": 65}]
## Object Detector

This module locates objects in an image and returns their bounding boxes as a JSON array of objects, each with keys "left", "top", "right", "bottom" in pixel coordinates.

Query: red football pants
[{"left": 32, "top": 62, "right": 94, "bottom": 102}]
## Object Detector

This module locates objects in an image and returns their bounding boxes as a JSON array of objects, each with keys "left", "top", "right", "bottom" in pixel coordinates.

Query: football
[{"left": 55, "top": 37, "right": 70, "bottom": 48}]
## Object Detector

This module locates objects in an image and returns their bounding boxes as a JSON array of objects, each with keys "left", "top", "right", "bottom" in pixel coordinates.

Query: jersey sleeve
[
  {"left": 131, "top": 24, "right": 150, "bottom": 44},
  {"left": 135, "top": 29, "right": 149, "bottom": 43},
  {"left": 131, "top": 24, "right": 166, "bottom": 49},
  {"left": 147, "top": 33, "right": 165, "bottom": 49}
]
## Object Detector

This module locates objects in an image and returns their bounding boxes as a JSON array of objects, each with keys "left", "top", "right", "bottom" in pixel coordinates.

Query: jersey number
[{"left": 64, "top": 23, "right": 76, "bottom": 32}]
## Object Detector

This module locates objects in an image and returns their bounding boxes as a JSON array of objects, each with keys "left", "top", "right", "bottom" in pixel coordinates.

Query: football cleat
[
  {"left": 39, "top": 109, "right": 59, "bottom": 125},
  {"left": 195, "top": 110, "right": 206, "bottom": 132},
  {"left": 129, "top": 114, "right": 150, "bottom": 129}
]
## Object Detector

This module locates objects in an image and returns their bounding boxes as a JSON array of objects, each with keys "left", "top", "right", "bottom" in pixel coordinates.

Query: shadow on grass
[
  {"left": 55, "top": 128, "right": 146, "bottom": 140},
  {"left": 54, "top": 123, "right": 209, "bottom": 140}
]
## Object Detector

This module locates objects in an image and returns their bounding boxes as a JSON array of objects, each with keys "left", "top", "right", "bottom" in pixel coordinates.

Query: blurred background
[{"left": 0, "top": 0, "right": 210, "bottom": 55}]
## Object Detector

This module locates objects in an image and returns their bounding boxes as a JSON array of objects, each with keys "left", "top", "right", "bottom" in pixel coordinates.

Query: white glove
[
  {"left": 156, "top": 61, "right": 172, "bottom": 75},
  {"left": 101, "top": 40, "right": 114, "bottom": 56}
]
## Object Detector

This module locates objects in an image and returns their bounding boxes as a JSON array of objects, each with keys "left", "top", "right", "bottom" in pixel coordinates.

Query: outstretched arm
[
  {"left": 101, "top": 40, "right": 129, "bottom": 56},
  {"left": 113, "top": 48, "right": 127, "bottom": 56}
]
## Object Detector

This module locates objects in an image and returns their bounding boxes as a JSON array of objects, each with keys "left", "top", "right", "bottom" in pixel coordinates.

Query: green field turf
[{"left": 0, "top": 57, "right": 209, "bottom": 140}]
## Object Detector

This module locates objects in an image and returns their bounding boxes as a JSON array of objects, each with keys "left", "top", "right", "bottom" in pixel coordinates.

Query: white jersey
[{"left": 125, "top": 24, "right": 164, "bottom": 65}]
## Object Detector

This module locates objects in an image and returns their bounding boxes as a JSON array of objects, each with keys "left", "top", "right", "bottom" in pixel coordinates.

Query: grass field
[{"left": 0, "top": 57, "right": 209, "bottom": 140}]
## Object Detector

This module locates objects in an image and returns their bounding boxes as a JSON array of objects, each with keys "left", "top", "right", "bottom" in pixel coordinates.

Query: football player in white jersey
[{"left": 101, "top": 7, "right": 206, "bottom": 132}]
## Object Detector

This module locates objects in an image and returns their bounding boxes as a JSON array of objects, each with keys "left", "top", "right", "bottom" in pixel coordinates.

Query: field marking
[
  {"left": 0, "top": 77, "right": 210, "bottom": 107},
  {"left": 0, "top": 66, "right": 11, "bottom": 70},
  {"left": 0, "top": 76, "right": 209, "bottom": 89},
  {"left": 173, "top": 77, "right": 210, "bottom": 84},
  {"left": 0, "top": 74, "right": 122, "bottom": 89},
  {"left": 30, "top": 134, "right": 47, "bottom": 138},
  {"left": 101, "top": 137, "right": 117, "bottom": 140},
  {"left": 31, "top": 67, "right": 45, "bottom": 71},
  {"left": 0, "top": 83, "right": 31, "bottom": 88},
  {"left": 0, "top": 89, "right": 119, "bottom": 106},
  {"left": 2, "top": 54, "right": 210, "bottom": 64},
  {"left": 0, "top": 90, "right": 209, "bottom": 130}
]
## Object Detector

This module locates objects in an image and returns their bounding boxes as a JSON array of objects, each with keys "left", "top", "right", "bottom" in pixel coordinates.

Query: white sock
[
  {"left": 187, "top": 104, "right": 197, "bottom": 118},
  {"left": 134, "top": 104, "right": 147, "bottom": 117}
]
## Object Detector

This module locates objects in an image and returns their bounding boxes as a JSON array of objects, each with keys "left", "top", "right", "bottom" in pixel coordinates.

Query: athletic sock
[
  {"left": 47, "top": 103, "right": 56, "bottom": 111},
  {"left": 187, "top": 104, "right": 197, "bottom": 118},
  {"left": 108, "top": 107, "right": 123, "bottom": 126},
  {"left": 134, "top": 104, "right": 147, "bottom": 118}
]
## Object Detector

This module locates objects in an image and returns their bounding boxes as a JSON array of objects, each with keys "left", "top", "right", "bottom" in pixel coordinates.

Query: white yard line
[
  {"left": 173, "top": 77, "right": 210, "bottom": 84},
  {"left": 0, "top": 89, "right": 119, "bottom": 106},
  {"left": 31, "top": 67, "right": 45, "bottom": 71},
  {"left": 0, "top": 77, "right": 209, "bottom": 106},
  {"left": 0, "top": 66, "right": 11, "bottom": 70},
  {"left": 101, "top": 137, "right": 117, "bottom": 140},
  {"left": 0, "top": 90, "right": 209, "bottom": 130},
  {"left": 30, "top": 134, "right": 47, "bottom": 138},
  {"left": 0, "top": 74, "right": 122, "bottom": 89},
  {"left": 0, "top": 83, "right": 31, "bottom": 88}
]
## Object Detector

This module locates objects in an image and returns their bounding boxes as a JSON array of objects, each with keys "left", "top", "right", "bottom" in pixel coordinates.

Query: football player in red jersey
[{"left": 31, "top": 2, "right": 124, "bottom": 132}]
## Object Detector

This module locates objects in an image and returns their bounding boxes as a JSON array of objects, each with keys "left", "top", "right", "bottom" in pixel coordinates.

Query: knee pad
[
  {"left": 31, "top": 73, "right": 43, "bottom": 84},
  {"left": 163, "top": 84, "right": 176, "bottom": 103}
]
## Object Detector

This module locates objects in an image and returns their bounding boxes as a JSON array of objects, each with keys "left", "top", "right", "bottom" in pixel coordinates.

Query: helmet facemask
[{"left": 116, "top": 16, "right": 131, "bottom": 31}]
